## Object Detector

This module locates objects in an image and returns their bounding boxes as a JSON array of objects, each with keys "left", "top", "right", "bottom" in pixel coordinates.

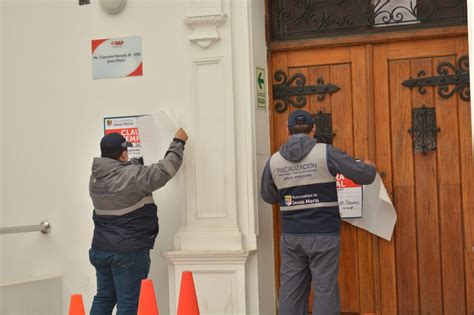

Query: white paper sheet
[
  {"left": 136, "top": 109, "right": 179, "bottom": 165},
  {"left": 343, "top": 174, "right": 397, "bottom": 241}
]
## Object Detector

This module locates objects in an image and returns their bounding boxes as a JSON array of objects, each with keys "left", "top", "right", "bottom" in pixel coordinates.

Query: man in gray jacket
[
  {"left": 260, "top": 110, "right": 376, "bottom": 315},
  {"left": 89, "top": 128, "right": 188, "bottom": 315}
]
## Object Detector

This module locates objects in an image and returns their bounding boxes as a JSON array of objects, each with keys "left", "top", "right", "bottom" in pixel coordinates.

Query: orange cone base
[
  {"left": 138, "top": 279, "right": 160, "bottom": 315},
  {"left": 177, "top": 271, "right": 200, "bottom": 315},
  {"left": 68, "top": 294, "right": 85, "bottom": 315}
]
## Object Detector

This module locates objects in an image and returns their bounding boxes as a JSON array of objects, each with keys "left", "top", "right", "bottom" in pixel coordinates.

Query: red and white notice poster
[
  {"left": 104, "top": 116, "right": 143, "bottom": 160},
  {"left": 92, "top": 36, "right": 143, "bottom": 80},
  {"left": 336, "top": 174, "right": 363, "bottom": 218}
]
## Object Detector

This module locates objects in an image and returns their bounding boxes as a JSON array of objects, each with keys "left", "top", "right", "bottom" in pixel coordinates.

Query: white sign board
[
  {"left": 104, "top": 116, "right": 143, "bottom": 160},
  {"left": 256, "top": 67, "right": 266, "bottom": 109},
  {"left": 92, "top": 36, "right": 143, "bottom": 80},
  {"left": 336, "top": 173, "right": 363, "bottom": 218}
]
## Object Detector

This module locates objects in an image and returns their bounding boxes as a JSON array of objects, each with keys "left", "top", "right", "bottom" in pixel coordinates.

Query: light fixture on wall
[
  {"left": 99, "top": 0, "right": 126, "bottom": 14},
  {"left": 78, "top": 0, "right": 126, "bottom": 14}
]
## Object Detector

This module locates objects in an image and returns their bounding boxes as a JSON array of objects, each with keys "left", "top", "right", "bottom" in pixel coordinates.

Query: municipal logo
[{"left": 285, "top": 195, "right": 293, "bottom": 206}]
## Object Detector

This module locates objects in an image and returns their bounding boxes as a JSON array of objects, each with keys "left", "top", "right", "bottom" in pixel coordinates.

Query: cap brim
[{"left": 126, "top": 141, "right": 133, "bottom": 147}]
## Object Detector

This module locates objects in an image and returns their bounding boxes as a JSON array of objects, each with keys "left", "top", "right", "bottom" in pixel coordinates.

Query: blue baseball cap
[
  {"left": 100, "top": 133, "right": 132, "bottom": 157},
  {"left": 287, "top": 110, "right": 314, "bottom": 127}
]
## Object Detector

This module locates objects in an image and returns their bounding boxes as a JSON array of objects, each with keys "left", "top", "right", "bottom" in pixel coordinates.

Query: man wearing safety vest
[{"left": 260, "top": 110, "right": 376, "bottom": 315}]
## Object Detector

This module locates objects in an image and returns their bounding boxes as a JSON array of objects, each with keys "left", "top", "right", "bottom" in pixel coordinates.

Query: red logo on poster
[{"left": 111, "top": 40, "right": 124, "bottom": 47}]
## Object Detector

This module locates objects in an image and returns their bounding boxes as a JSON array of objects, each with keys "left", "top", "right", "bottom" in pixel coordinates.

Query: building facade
[{"left": 0, "top": 0, "right": 473, "bottom": 314}]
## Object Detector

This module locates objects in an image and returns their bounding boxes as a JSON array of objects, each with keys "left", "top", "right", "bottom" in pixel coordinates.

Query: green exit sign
[{"left": 256, "top": 67, "right": 266, "bottom": 109}]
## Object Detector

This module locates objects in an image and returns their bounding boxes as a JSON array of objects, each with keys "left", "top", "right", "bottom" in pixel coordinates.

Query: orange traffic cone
[
  {"left": 177, "top": 271, "right": 200, "bottom": 315},
  {"left": 137, "top": 279, "right": 160, "bottom": 315},
  {"left": 68, "top": 294, "right": 85, "bottom": 315}
]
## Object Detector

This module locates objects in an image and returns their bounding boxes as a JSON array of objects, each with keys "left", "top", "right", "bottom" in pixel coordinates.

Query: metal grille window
[
  {"left": 313, "top": 112, "right": 334, "bottom": 144},
  {"left": 374, "top": 0, "right": 418, "bottom": 26},
  {"left": 408, "top": 107, "right": 440, "bottom": 154},
  {"left": 269, "top": 0, "right": 467, "bottom": 41}
]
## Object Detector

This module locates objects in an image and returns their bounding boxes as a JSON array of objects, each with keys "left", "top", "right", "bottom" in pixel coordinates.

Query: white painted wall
[
  {"left": 0, "top": 0, "right": 274, "bottom": 314},
  {"left": 0, "top": 0, "right": 4, "bottom": 309},
  {"left": 1, "top": 276, "right": 63, "bottom": 314},
  {"left": 0, "top": 0, "right": 190, "bottom": 313}
]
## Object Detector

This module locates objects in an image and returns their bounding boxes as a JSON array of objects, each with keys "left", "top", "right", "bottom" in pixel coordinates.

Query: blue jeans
[{"left": 89, "top": 249, "right": 151, "bottom": 315}]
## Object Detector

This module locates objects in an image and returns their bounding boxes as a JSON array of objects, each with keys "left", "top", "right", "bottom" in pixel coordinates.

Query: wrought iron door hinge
[
  {"left": 272, "top": 70, "right": 340, "bottom": 113},
  {"left": 402, "top": 55, "right": 470, "bottom": 101}
]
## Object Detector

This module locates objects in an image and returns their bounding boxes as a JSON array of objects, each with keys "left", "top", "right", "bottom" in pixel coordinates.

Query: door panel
[
  {"left": 271, "top": 46, "right": 373, "bottom": 314},
  {"left": 456, "top": 37, "right": 474, "bottom": 315},
  {"left": 389, "top": 59, "right": 420, "bottom": 314},
  {"left": 411, "top": 58, "right": 443, "bottom": 315},
  {"left": 373, "top": 37, "right": 473, "bottom": 314},
  {"left": 352, "top": 45, "right": 377, "bottom": 314},
  {"left": 286, "top": 47, "right": 352, "bottom": 68},
  {"left": 434, "top": 55, "right": 465, "bottom": 315},
  {"left": 270, "top": 35, "right": 474, "bottom": 314},
  {"left": 331, "top": 62, "right": 360, "bottom": 313}
]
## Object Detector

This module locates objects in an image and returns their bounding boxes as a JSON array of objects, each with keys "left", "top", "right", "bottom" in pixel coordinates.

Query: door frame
[{"left": 267, "top": 25, "right": 473, "bottom": 314}]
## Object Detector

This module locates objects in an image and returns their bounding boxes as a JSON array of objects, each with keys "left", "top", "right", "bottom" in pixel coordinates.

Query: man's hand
[
  {"left": 364, "top": 160, "right": 376, "bottom": 168},
  {"left": 175, "top": 128, "right": 188, "bottom": 143}
]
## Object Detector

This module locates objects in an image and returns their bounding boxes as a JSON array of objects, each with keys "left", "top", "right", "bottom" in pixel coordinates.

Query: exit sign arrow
[
  {"left": 258, "top": 72, "right": 265, "bottom": 90},
  {"left": 256, "top": 67, "right": 266, "bottom": 109}
]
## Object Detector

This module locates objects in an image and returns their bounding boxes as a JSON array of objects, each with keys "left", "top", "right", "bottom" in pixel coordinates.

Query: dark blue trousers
[{"left": 89, "top": 249, "right": 151, "bottom": 315}]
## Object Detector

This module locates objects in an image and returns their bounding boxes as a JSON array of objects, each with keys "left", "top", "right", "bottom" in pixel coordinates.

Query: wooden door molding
[{"left": 268, "top": 25, "right": 467, "bottom": 52}]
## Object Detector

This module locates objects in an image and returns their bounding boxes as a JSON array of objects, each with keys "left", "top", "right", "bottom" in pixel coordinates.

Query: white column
[
  {"left": 165, "top": 0, "right": 262, "bottom": 313},
  {"left": 173, "top": 0, "right": 243, "bottom": 251}
]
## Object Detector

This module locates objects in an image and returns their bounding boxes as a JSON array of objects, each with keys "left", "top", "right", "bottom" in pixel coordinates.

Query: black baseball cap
[
  {"left": 100, "top": 133, "right": 132, "bottom": 157},
  {"left": 287, "top": 109, "right": 314, "bottom": 127}
]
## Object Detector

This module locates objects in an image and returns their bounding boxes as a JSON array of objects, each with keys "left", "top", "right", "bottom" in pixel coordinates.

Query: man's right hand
[{"left": 175, "top": 128, "right": 188, "bottom": 143}]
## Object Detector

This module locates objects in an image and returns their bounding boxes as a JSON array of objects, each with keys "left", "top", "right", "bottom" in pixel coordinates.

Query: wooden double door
[{"left": 270, "top": 33, "right": 474, "bottom": 314}]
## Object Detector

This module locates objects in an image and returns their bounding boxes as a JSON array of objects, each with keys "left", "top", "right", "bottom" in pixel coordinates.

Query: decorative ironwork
[
  {"left": 272, "top": 70, "right": 340, "bottom": 113},
  {"left": 408, "top": 106, "right": 440, "bottom": 154},
  {"left": 313, "top": 111, "right": 334, "bottom": 144},
  {"left": 402, "top": 55, "right": 470, "bottom": 101},
  {"left": 269, "top": 0, "right": 467, "bottom": 41}
]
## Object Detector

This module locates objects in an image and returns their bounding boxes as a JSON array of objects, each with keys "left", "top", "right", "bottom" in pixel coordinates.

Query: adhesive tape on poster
[{"left": 99, "top": 0, "right": 126, "bottom": 14}]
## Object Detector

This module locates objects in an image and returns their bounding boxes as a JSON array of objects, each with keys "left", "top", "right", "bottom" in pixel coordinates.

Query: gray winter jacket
[
  {"left": 90, "top": 140, "right": 184, "bottom": 252},
  {"left": 260, "top": 134, "right": 376, "bottom": 234}
]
